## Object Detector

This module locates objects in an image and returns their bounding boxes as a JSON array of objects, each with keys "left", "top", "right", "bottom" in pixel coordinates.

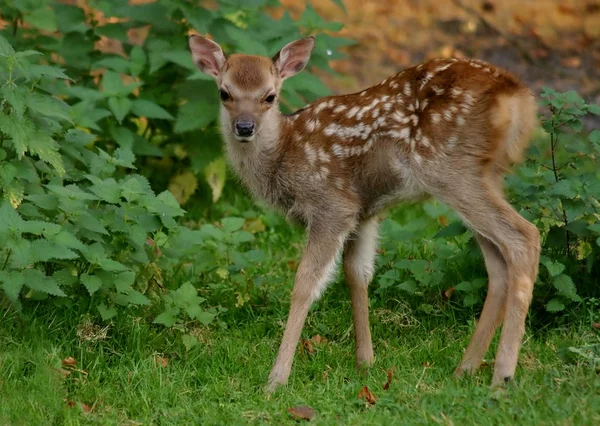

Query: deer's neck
[{"left": 222, "top": 110, "right": 289, "bottom": 207}]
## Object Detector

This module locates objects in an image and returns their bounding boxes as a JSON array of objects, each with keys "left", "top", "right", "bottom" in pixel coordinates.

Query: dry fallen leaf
[
  {"left": 301, "top": 338, "right": 314, "bottom": 355},
  {"left": 62, "top": 357, "right": 77, "bottom": 367},
  {"left": 154, "top": 356, "right": 168, "bottom": 368},
  {"left": 592, "top": 322, "right": 600, "bottom": 330},
  {"left": 443, "top": 287, "right": 455, "bottom": 300},
  {"left": 310, "top": 335, "right": 328, "bottom": 345},
  {"left": 287, "top": 405, "right": 316, "bottom": 421},
  {"left": 81, "top": 403, "right": 92, "bottom": 413},
  {"left": 358, "top": 386, "right": 377, "bottom": 404},
  {"left": 383, "top": 368, "right": 393, "bottom": 391}
]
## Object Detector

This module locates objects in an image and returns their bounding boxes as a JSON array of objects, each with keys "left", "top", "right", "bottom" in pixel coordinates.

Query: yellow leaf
[
  {"left": 168, "top": 170, "right": 198, "bottom": 205},
  {"left": 243, "top": 217, "right": 266, "bottom": 234},
  {"left": 204, "top": 157, "right": 227, "bottom": 203},
  {"left": 4, "top": 181, "right": 24, "bottom": 208},
  {"left": 577, "top": 241, "right": 592, "bottom": 260}
]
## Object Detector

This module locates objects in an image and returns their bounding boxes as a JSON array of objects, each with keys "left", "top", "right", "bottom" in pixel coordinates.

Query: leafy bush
[
  {"left": 374, "top": 90, "right": 600, "bottom": 313},
  {"left": 0, "top": 0, "right": 352, "bottom": 345},
  {"left": 0, "top": 0, "right": 353, "bottom": 206}
]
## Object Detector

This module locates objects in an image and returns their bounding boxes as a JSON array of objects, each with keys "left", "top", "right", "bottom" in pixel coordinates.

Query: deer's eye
[
  {"left": 264, "top": 94, "right": 276, "bottom": 103},
  {"left": 220, "top": 89, "right": 231, "bottom": 102}
]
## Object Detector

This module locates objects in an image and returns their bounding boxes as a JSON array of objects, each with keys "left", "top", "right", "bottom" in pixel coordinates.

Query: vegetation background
[{"left": 0, "top": 0, "right": 599, "bottom": 424}]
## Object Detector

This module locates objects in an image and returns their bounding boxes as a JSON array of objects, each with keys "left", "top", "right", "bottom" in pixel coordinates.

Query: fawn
[{"left": 188, "top": 34, "right": 540, "bottom": 392}]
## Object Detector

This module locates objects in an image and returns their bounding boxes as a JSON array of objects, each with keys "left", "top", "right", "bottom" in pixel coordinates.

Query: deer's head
[{"left": 188, "top": 34, "right": 315, "bottom": 143}]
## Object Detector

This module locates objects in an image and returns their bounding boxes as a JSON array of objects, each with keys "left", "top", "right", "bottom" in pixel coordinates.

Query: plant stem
[
  {"left": 2, "top": 249, "right": 11, "bottom": 270},
  {"left": 550, "top": 123, "right": 571, "bottom": 256}
]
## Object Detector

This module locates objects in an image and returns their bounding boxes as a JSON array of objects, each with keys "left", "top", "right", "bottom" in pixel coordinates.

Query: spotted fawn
[{"left": 188, "top": 34, "right": 540, "bottom": 392}]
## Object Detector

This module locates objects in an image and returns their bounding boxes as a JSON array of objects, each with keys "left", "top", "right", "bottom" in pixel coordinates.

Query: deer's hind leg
[{"left": 426, "top": 175, "right": 540, "bottom": 387}]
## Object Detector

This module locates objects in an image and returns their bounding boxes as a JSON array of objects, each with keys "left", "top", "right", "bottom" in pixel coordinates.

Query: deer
[{"left": 188, "top": 34, "right": 540, "bottom": 393}]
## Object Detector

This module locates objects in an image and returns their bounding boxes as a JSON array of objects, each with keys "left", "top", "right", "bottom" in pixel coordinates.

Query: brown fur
[{"left": 188, "top": 35, "right": 541, "bottom": 393}]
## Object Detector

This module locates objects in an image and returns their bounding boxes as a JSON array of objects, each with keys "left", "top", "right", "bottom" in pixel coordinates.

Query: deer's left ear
[
  {"left": 273, "top": 36, "right": 315, "bottom": 80},
  {"left": 189, "top": 34, "right": 226, "bottom": 78}
]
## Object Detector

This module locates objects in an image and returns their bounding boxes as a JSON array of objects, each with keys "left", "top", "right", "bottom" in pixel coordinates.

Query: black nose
[{"left": 235, "top": 119, "right": 255, "bottom": 137}]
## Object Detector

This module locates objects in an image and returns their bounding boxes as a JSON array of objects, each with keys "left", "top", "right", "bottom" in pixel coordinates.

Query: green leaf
[
  {"left": 131, "top": 99, "right": 173, "bottom": 120},
  {"left": 455, "top": 281, "right": 473, "bottom": 291},
  {"left": 174, "top": 100, "right": 218, "bottom": 133},
  {"left": 108, "top": 97, "right": 132, "bottom": 123},
  {"left": 231, "top": 230, "right": 254, "bottom": 244},
  {"left": 21, "top": 221, "right": 61, "bottom": 236},
  {"left": 222, "top": 217, "right": 246, "bottom": 233},
  {"left": 47, "top": 184, "right": 97, "bottom": 200},
  {"left": 24, "top": 8, "right": 58, "bottom": 32},
  {"left": 129, "top": 46, "right": 146, "bottom": 77},
  {"left": 113, "top": 147, "right": 136, "bottom": 169},
  {"left": 28, "top": 64, "right": 72, "bottom": 81},
  {"left": 463, "top": 294, "right": 478, "bottom": 307},
  {"left": 553, "top": 274, "right": 581, "bottom": 302},
  {"left": 120, "top": 290, "right": 150, "bottom": 306},
  {"left": 25, "top": 94, "right": 71, "bottom": 122},
  {"left": 546, "top": 298, "right": 566, "bottom": 312},
  {"left": 0, "top": 35, "right": 16, "bottom": 56},
  {"left": 89, "top": 178, "right": 122, "bottom": 204},
  {"left": 121, "top": 176, "right": 152, "bottom": 202},
  {"left": 0, "top": 201, "right": 24, "bottom": 238},
  {"left": 549, "top": 179, "right": 577, "bottom": 199},
  {"left": 80, "top": 273, "right": 102, "bottom": 295},
  {"left": 397, "top": 280, "right": 417, "bottom": 294},
  {"left": 51, "top": 230, "right": 86, "bottom": 251},
  {"left": 181, "top": 334, "right": 198, "bottom": 350},
  {"left": 434, "top": 221, "right": 467, "bottom": 238},
  {"left": 588, "top": 104, "right": 600, "bottom": 115},
  {"left": 98, "top": 303, "right": 117, "bottom": 320},
  {"left": 329, "top": 0, "right": 347, "bottom": 12},
  {"left": 30, "top": 239, "right": 78, "bottom": 262},
  {"left": 195, "top": 311, "right": 215, "bottom": 325},
  {"left": 541, "top": 257, "right": 565, "bottom": 277},
  {"left": 154, "top": 310, "right": 178, "bottom": 327},
  {"left": 93, "top": 56, "right": 131, "bottom": 73},
  {"left": 97, "top": 259, "right": 129, "bottom": 273},
  {"left": 0, "top": 271, "right": 24, "bottom": 305},
  {"left": 79, "top": 212, "right": 109, "bottom": 235},
  {"left": 22, "top": 269, "right": 66, "bottom": 297}
]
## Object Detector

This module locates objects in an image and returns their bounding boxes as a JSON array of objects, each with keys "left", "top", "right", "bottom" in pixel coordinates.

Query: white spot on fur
[
  {"left": 306, "top": 119, "right": 317, "bottom": 133},
  {"left": 431, "top": 112, "right": 441, "bottom": 124},
  {"left": 332, "top": 144, "right": 345, "bottom": 158},
  {"left": 432, "top": 86, "right": 445, "bottom": 96},
  {"left": 318, "top": 147, "right": 330, "bottom": 163},
  {"left": 403, "top": 82, "right": 412, "bottom": 97},
  {"left": 447, "top": 135, "right": 458, "bottom": 149},
  {"left": 399, "top": 127, "right": 410, "bottom": 142},
  {"left": 347, "top": 106, "right": 360, "bottom": 118},
  {"left": 421, "top": 99, "right": 429, "bottom": 111},
  {"left": 333, "top": 105, "right": 347, "bottom": 114},
  {"left": 434, "top": 62, "right": 453, "bottom": 73},
  {"left": 372, "top": 108, "right": 380, "bottom": 118},
  {"left": 410, "top": 114, "right": 419, "bottom": 126},
  {"left": 443, "top": 110, "right": 453, "bottom": 121},
  {"left": 451, "top": 87, "right": 464, "bottom": 97},
  {"left": 456, "top": 116, "right": 466, "bottom": 126},
  {"left": 304, "top": 142, "right": 317, "bottom": 165}
]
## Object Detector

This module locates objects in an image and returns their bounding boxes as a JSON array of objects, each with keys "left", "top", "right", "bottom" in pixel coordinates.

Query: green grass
[
  {"left": 1, "top": 193, "right": 599, "bottom": 425},
  {"left": 1, "top": 287, "right": 599, "bottom": 425}
]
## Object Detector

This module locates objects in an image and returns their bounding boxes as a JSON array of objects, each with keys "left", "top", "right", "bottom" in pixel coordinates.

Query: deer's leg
[
  {"left": 430, "top": 178, "right": 540, "bottom": 387},
  {"left": 265, "top": 224, "right": 351, "bottom": 393},
  {"left": 343, "top": 217, "right": 379, "bottom": 370},
  {"left": 455, "top": 233, "right": 507, "bottom": 376}
]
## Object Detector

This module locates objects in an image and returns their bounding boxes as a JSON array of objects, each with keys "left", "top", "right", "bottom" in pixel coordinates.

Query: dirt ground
[{"left": 282, "top": 0, "right": 600, "bottom": 128}]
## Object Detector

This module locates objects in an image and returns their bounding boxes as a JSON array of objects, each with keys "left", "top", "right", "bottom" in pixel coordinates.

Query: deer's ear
[
  {"left": 273, "top": 36, "right": 315, "bottom": 80},
  {"left": 189, "top": 35, "right": 226, "bottom": 78}
]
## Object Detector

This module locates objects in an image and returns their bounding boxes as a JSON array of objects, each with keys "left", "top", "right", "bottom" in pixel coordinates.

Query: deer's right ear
[{"left": 188, "top": 35, "right": 226, "bottom": 78}]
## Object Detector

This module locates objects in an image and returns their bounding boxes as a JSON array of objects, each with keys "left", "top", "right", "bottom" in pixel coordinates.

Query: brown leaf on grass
[
  {"left": 592, "top": 322, "right": 600, "bottom": 330},
  {"left": 287, "top": 405, "right": 316, "bottom": 421},
  {"left": 62, "top": 357, "right": 76, "bottom": 368},
  {"left": 300, "top": 338, "right": 314, "bottom": 355},
  {"left": 443, "top": 287, "right": 455, "bottom": 300},
  {"left": 383, "top": 368, "right": 393, "bottom": 391},
  {"left": 55, "top": 368, "right": 71, "bottom": 378},
  {"left": 358, "top": 386, "right": 376, "bottom": 404},
  {"left": 310, "top": 335, "right": 328, "bottom": 345},
  {"left": 81, "top": 403, "right": 92, "bottom": 413},
  {"left": 154, "top": 356, "right": 168, "bottom": 368}
]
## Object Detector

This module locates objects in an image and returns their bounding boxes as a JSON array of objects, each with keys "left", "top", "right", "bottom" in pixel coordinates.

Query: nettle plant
[
  {"left": 1, "top": 0, "right": 353, "bottom": 206},
  {"left": 375, "top": 89, "right": 600, "bottom": 313},
  {"left": 0, "top": 37, "right": 224, "bottom": 338}
]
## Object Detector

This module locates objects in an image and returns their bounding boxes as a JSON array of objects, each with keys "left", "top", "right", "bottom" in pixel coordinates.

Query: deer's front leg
[
  {"left": 266, "top": 224, "right": 350, "bottom": 393},
  {"left": 343, "top": 217, "right": 379, "bottom": 370}
]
